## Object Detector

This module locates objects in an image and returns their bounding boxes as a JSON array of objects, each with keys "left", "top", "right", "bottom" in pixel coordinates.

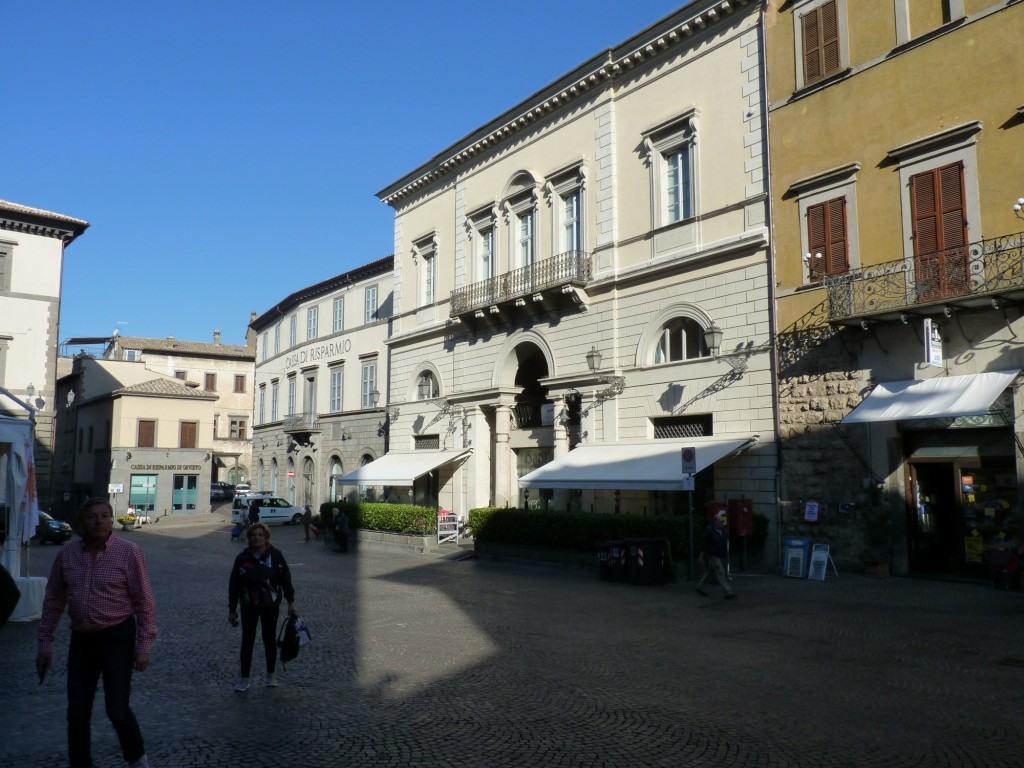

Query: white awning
[
  {"left": 517, "top": 437, "right": 755, "bottom": 491},
  {"left": 841, "top": 371, "right": 1017, "bottom": 424},
  {"left": 335, "top": 449, "right": 471, "bottom": 486}
]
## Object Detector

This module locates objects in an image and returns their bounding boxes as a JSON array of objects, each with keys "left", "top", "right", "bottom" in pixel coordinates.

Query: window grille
[
  {"left": 415, "top": 435, "right": 440, "bottom": 450},
  {"left": 652, "top": 415, "right": 713, "bottom": 440}
]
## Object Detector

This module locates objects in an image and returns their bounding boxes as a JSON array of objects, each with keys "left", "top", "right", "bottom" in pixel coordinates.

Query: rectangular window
[
  {"left": 518, "top": 210, "right": 534, "bottom": 267},
  {"left": 304, "top": 375, "right": 316, "bottom": 416},
  {"left": 330, "top": 367, "right": 343, "bottom": 412},
  {"left": 229, "top": 417, "right": 247, "bottom": 440},
  {"left": 364, "top": 285, "right": 378, "bottom": 323},
  {"left": 423, "top": 254, "right": 436, "bottom": 305},
  {"left": 130, "top": 474, "right": 157, "bottom": 512},
  {"left": 233, "top": 374, "right": 246, "bottom": 393},
  {"left": 0, "top": 243, "right": 10, "bottom": 292},
  {"left": 479, "top": 227, "right": 494, "bottom": 280},
  {"left": 561, "top": 191, "right": 581, "bottom": 253},
  {"left": 271, "top": 380, "right": 279, "bottom": 421},
  {"left": 179, "top": 421, "right": 198, "bottom": 449},
  {"left": 204, "top": 373, "right": 216, "bottom": 392},
  {"left": 289, "top": 315, "right": 297, "bottom": 348},
  {"left": 806, "top": 198, "right": 848, "bottom": 280},
  {"left": 274, "top": 324, "right": 280, "bottom": 355},
  {"left": 800, "top": 0, "right": 841, "bottom": 86},
  {"left": 333, "top": 297, "right": 344, "bottom": 333},
  {"left": 175, "top": 370, "right": 187, "bottom": 381},
  {"left": 307, "top": 306, "right": 318, "bottom": 340},
  {"left": 261, "top": 332, "right": 268, "bottom": 361},
  {"left": 138, "top": 420, "right": 155, "bottom": 448},
  {"left": 361, "top": 362, "right": 377, "bottom": 409},
  {"left": 258, "top": 385, "right": 266, "bottom": 424},
  {"left": 665, "top": 148, "right": 692, "bottom": 223},
  {"left": 287, "top": 376, "right": 297, "bottom": 416}
]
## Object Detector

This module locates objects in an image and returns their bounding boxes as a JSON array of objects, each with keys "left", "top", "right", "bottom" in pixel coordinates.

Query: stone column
[{"left": 494, "top": 403, "right": 512, "bottom": 507}]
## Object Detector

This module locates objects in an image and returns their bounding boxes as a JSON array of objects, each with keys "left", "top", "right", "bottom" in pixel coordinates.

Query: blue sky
[{"left": 6, "top": 1, "right": 685, "bottom": 347}]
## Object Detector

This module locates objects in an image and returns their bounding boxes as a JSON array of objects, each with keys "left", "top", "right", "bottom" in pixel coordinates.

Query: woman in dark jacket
[{"left": 228, "top": 523, "right": 296, "bottom": 691}]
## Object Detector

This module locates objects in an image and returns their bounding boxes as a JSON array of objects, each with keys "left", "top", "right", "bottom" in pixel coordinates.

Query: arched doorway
[
  {"left": 286, "top": 458, "right": 296, "bottom": 503},
  {"left": 302, "top": 457, "right": 316, "bottom": 508},
  {"left": 502, "top": 341, "right": 553, "bottom": 508},
  {"left": 328, "top": 456, "right": 344, "bottom": 502}
]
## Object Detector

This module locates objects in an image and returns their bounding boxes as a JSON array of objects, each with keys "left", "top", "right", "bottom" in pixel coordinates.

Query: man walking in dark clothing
[{"left": 697, "top": 510, "right": 736, "bottom": 599}]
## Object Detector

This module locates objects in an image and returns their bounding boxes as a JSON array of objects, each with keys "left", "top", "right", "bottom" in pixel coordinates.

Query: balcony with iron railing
[
  {"left": 450, "top": 250, "right": 592, "bottom": 322},
  {"left": 825, "top": 232, "right": 1024, "bottom": 324}
]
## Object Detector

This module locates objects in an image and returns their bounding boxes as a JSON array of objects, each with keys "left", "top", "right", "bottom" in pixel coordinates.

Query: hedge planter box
[
  {"left": 355, "top": 529, "right": 434, "bottom": 553},
  {"left": 474, "top": 540, "right": 602, "bottom": 570}
]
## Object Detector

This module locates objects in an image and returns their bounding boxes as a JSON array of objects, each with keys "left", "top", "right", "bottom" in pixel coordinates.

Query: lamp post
[{"left": 370, "top": 389, "right": 399, "bottom": 453}]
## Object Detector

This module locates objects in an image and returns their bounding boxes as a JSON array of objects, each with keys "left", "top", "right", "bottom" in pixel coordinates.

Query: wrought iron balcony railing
[
  {"left": 510, "top": 401, "right": 547, "bottom": 429},
  {"left": 825, "top": 232, "right": 1024, "bottom": 322},
  {"left": 450, "top": 250, "right": 592, "bottom": 316},
  {"left": 283, "top": 413, "right": 321, "bottom": 433}
]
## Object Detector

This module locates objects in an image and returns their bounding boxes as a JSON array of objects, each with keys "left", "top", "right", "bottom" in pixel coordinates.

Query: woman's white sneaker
[
  {"left": 265, "top": 673, "right": 278, "bottom": 687},
  {"left": 234, "top": 676, "right": 250, "bottom": 692}
]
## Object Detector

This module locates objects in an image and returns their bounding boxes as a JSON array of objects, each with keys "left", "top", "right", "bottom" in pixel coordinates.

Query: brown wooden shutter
[
  {"left": 137, "top": 420, "right": 155, "bottom": 448},
  {"left": 911, "top": 162, "right": 966, "bottom": 256},
  {"left": 802, "top": 1, "right": 839, "bottom": 85},
  {"left": 180, "top": 421, "right": 197, "bottom": 449},
  {"left": 911, "top": 162, "right": 968, "bottom": 299},
  {"left": 806, "top": 198, "right": 847, "bottom": 280},
  {"left": 826, "top": 197, "right": 848, "bottom": 274},
  {"left": 807, "top": 202, "right": 827, "bottom": 280}
]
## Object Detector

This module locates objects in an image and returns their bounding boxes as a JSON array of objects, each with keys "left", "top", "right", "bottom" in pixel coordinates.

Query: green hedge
[
  {"left": 319, "top": 501, "right": 437, "bottom": 535},
  {"left": 468, "top": 506, "right": 769, "bottom": 560}
]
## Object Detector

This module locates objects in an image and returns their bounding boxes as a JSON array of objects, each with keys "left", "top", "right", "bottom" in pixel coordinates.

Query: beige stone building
[
  {"left": 102, "top": 333, "right": 256, "bottom": 485},
  {"left": 371, "top": 0, "right": 778, "bottom": 546},
  {"left": 52, "top": 357, "right": 217, "bottom": 517},
  {"left": 250, "top": 256, "right": 394, "bottom": 508},
  {"left": 0, "top": 200, "right": 88, "bottom": 510}
]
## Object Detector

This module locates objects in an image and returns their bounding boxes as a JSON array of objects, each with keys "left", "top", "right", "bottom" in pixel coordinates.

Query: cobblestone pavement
[{"left": 2, "top": 510, "right": 1023, "bottom": 767}]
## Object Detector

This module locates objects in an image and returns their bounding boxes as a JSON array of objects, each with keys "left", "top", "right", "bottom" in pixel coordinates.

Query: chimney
[{"left": 214, "top": 329, "right": 221, "bottom": 345}]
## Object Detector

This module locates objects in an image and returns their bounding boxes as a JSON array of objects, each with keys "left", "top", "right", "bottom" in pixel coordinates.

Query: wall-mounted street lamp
[
  {"left": 1013, "top": 197, "right": 1024, "bottom": 221},
  {"left": 702, "top": 321, "right": 748, "bottom": 373},
  {"left": 370, "top": 389, "right": 399, "bottom": 450},
  {"left": 580, "top": 347, "right": 626, "bottom": 417}
]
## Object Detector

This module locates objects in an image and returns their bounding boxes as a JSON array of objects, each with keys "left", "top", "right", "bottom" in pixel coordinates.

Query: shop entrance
[
  {"left": 905, "top": 426, "right": 1019, "bottom": 578},
  {"left": 908, "top": 462, "right": 958, "bottom": 573}
]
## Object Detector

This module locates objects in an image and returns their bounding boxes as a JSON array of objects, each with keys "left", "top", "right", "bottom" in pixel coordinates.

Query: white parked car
[
  {"left": 231, "top": 494, "right": 304, "bottom": 526},
  {"left": 234, "top": 483, "right": 252, "bottom": 497}
]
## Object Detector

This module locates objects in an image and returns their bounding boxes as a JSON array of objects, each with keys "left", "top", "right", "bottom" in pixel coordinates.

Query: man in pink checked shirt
[{"left": 36, "top": 497, "right": 157, "bottom": 768}]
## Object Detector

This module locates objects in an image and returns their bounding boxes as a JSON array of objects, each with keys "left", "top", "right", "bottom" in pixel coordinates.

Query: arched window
[
  {"left": 328, "top": 457, "right": 344, "bottom": 502},
  {"left": 270, "top": 458, "right": 278, "bottom": 495},
  {"left": 257, "top": 460, "right": 264, "bottom": 491},
  {"left": 654, "top": 317, "right": 709, "bottom": 363},
  {"left": 416, "top": 371, "right": 440, "bottom": 400},
  {"left": 287, "top": 458, "right": 296, "bottom": 504}
]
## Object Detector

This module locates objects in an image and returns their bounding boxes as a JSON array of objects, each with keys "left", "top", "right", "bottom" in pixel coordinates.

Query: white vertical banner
[{"left": 925, "top": 318, "right": 943, "bottom": 367}]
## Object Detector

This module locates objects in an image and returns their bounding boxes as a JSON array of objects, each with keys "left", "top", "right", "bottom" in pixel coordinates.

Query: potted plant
[
  {"left": 862, "top": 506, "right": 892, "bottom": 578},
  {"left": 116, "top": 512, "right": 137, "bottom": 531}
]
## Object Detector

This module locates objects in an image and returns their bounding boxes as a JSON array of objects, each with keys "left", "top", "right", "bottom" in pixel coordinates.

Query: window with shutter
[
  {"left": 911, "top": 162, "right": 968, "bottom": 300},
  {"left": 138, "top": 420, "right": 155, "bottom": 448},
  {"left": 800, "top": 0, "right": 841, "bottom": 86},
  {"left": 180, "top": 421, "right": 198, "bottom": 449},
  {"left": 806, "top": 197, "right": 848, "bottom": 280}
]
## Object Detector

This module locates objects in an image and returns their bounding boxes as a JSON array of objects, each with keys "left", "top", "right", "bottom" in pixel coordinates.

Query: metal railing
[
  {"left": 450, "top": 250, "right": 592, "bottom": 315},
  {"left": 510, "top": 402, "right": 546, "bottom": 429},
  {"left": 825, "top": 232, "right": 1024, "bottom": 321}
]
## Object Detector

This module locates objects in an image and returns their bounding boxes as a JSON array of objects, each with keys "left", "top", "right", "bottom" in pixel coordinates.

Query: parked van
[{"left": 231, "top": 494, "right": 303, "bottom": 526}]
